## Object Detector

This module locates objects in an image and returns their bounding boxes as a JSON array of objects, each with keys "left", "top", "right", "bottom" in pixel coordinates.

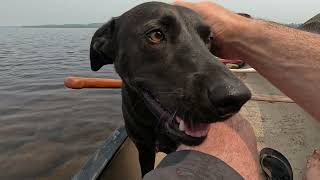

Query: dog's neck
[{"left": 121, "top": 83, "right": 157, "bottom": 129}]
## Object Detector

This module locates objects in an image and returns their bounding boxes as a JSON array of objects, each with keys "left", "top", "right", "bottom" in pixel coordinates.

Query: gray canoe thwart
[{"left": 72, "top": 127, "right": 127, "bottom": 180}]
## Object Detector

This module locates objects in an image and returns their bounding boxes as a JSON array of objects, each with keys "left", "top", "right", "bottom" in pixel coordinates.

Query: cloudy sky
[{"left": 0, "top": 0, "right": 319, "bottom": 26}]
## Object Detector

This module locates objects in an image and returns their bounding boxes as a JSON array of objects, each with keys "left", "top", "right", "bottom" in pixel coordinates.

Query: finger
[{"left": 173, "top": 0, "right": 194, "bottom": 8}]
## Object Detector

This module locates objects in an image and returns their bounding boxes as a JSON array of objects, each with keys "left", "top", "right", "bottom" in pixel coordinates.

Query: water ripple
[{"left": 0, "top": 27, "right": 122, "bottom": 180}]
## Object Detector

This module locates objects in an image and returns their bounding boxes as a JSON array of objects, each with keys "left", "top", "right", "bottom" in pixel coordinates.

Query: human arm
[
  {"left": 175, "top": 1, "right": 320, "bottom": 121},
  {"left": 177, "top": 114, "right": 261, "bottom": 180}
]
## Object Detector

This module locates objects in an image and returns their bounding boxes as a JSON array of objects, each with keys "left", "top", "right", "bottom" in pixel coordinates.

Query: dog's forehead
[{"left": 119, "top": 2, "right": 205, "bottom": 29}]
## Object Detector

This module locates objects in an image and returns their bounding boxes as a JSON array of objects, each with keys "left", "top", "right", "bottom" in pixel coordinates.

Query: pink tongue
[
  {"left": 176, "top": 117, "right": 210, "bottom": 137},
  {"left": 185, "top": 123, "right": 210, "bottom": 137},
  {"left": 187, "top": 122, "right": 208, "bottom": 131}
]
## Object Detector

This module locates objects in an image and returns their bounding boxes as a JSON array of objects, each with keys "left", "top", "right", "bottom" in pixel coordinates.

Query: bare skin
[
  {"left": 175, "top": 1, "right": 320, "bottom": 121},
  {"left": 178, "top": 114, "right": 261, "bottom": 180},
  {"left": 174, "top": 1, "right": 320, "bottom": 179},
  {"left": 305, "top": 149, "right": 320, "bottom": 180}
]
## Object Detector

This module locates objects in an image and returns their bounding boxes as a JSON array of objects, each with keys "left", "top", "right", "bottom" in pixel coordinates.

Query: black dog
[{"left": 90, "top": 2, "right": 251, "bottom": 176}]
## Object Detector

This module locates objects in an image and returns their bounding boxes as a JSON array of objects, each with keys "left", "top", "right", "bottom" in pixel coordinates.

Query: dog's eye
[{"left": 147, "top": 30, "right": 165, "bottom": 44}]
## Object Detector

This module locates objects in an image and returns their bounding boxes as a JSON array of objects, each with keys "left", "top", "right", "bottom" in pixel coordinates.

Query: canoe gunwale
[{"left": 72, "top": 126, "right": 128, "bottom": 180}]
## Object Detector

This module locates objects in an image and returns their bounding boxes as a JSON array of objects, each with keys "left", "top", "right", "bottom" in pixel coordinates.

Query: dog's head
[{"left": 90, "top": 2, "right": 251, "bottom": 145}]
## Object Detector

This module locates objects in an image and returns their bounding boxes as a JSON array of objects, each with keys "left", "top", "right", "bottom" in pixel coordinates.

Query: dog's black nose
[{"left": 208, "top": 83, "right": 251, "bottom": 115}]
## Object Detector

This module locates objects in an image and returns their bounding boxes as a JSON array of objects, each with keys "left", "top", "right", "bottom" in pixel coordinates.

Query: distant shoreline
[
  {"left": 22, "top": 26, "right": 98, "bottom": 28},
  {"left": 22, "top": 23, "right": 103, "bottom": 28}
]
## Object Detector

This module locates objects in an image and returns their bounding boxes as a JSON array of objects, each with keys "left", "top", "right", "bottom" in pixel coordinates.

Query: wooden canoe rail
[
  {"left": 64, "top": 76, "right": 294, "bottom": 103},
  {"left": 251, "top": 95, "right": 294, "bottom": 103}
]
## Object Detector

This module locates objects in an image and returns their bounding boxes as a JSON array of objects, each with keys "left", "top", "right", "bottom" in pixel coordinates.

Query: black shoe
[{"left": 260, "top": 148, "right": 293, "bottom": 180}]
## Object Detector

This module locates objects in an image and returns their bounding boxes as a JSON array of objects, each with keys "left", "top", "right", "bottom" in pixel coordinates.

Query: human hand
[{"left": 174, "top": 1, "right": 253, "bottom": 59}]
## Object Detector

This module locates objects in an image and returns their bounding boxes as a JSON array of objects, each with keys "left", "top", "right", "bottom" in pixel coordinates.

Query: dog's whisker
[
  {"left": 188, "top": 113, "right": 194, "bottom": 129},
  {"left": 182, "top": 109, "right": 186, "bottom": 122},
  {"left": 159, "top": 111, "right": 166, "bottom": 121},
  {"left": 153, "top": 92, "right": 179, "bottom": 95},
  {"left": 152, "top": 92, "right": 180, "bottom": 96},
  {"left": 157, "top": 109, "right": 170, "bottom": 130},
  {"left": 164, "top": 109, "right": 178, "bottom": 134},
  {"left": 156, "top": 90, "right": 179, "bottom": 93},
  {"left": 183, "top": 107, "right": 188, "bottom": 120},
  {"left": 153, "top": 89, "right": 183, "bottom": 95},
  {"left": 171, "top": 110, "right": 178, "bottom": 122}
]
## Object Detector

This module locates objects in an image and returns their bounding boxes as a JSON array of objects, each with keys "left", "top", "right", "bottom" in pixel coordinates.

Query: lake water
[{"left": 0, "top": 27, "right": 123, "bottom": 179}]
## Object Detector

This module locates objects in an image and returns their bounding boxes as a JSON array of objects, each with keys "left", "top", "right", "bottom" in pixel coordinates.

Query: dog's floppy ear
[{"left": 90, "top": 18, "right": 118, "bottom": 71}]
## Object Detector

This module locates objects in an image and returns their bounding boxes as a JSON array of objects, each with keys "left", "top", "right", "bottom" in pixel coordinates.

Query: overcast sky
[{"left": 0, "top": 0, "right": 319, "bottom": 26}]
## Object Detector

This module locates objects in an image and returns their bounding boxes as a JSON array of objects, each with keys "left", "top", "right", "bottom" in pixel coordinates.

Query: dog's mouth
[
  {"left": 140, "top": 88, "right": 234, "bottom": 145},
  {"left": 175, "top": 116, "right": 210, "bottom": 138}
]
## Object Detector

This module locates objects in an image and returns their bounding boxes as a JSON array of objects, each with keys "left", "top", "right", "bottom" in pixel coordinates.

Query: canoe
[{"left": 72, "top": 127, "right": 143, "bottom": 180}]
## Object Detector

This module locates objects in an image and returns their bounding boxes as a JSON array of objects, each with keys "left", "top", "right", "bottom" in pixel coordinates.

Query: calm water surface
[{"left": 0, "top": 27, "right": 123, "bottom": 179}]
